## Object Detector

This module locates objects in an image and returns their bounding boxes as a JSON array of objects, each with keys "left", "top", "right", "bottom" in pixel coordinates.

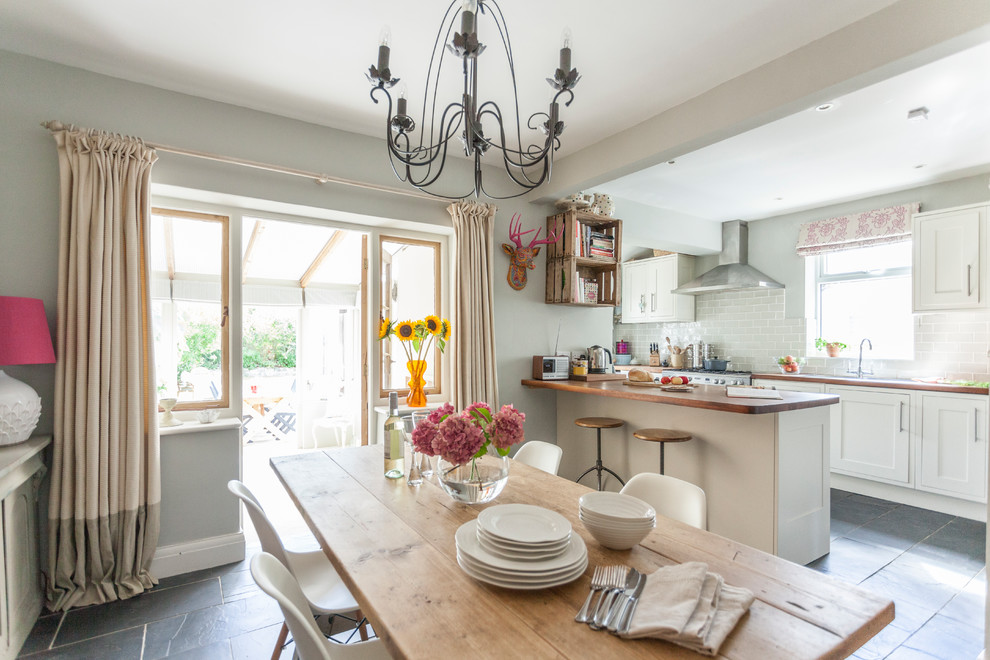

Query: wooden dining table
[{"left": 270, "top": 445, "right": 894, "bottom": 660}]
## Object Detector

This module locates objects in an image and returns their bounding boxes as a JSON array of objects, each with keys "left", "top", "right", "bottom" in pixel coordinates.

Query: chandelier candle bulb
[
  {"left": 396, "top": 86, "right": 407, "bottom": 117},
  {"left": 461, "top": 7, "right": 476, "bottom": 35},
  {"left": 377, "top": 44, "right": 390, "bottom": 72},
  {"left": 559, "top": 28, "right": 572, "bottom": 72}
]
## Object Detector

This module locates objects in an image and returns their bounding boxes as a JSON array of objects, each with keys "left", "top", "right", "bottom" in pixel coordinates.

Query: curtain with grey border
[
  {"left": 45, "top": 121, "right": 161, "bottom": 610},
  {"left": 447, "top": 201, "right": 499, "bottom": 408}
]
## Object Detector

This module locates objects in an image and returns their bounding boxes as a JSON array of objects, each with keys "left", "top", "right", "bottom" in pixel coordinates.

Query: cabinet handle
[
  {"left": 976, "top": 408, "right": 980, "bottom": 442},
  {"left": 898, "top": 401, "right": 904, "bottom": 432},
  {"left": 650, "top": 292, "right": 656, "bottom": 312},
  {"left": 967, "top": 264, "right": 973, "bottom": 296}
]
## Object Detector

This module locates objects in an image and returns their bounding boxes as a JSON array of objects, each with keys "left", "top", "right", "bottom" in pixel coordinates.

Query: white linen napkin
[{"left": 620, "top": 562, "right": 754, "bottom": 657}]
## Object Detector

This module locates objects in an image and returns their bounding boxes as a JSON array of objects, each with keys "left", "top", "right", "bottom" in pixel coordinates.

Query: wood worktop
[
  {"left": 752, "top": 372, "right": 990, "bottom": 395},
  {"left": 522, "top": 378, "right": 839, "bottom": 414}
]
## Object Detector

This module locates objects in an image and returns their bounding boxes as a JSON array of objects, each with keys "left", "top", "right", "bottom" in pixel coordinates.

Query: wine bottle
[{"left": 384, "top": 392, "right": 404, "bottom": 479}]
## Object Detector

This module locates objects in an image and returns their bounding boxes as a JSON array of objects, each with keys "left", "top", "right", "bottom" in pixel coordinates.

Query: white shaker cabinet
[
  {"left": 913, "top": 203, "right": 987, "bottom": 311},
  {"left": 620, "top": 254, "right": 695, "bottom": 323},
  {"left": 919, "top": 394, "right": 987, "bottom": 501},
  {"left": 827, "top": 386, "right": 911, "bottom": 485},
  {"left": 752, "top": 379, "right": 824, "bottom": 394}
]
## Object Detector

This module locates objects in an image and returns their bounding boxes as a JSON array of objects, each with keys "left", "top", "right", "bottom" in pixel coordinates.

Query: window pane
[
  {"left": 151, "top": 209, "right": 228, "bottom": 409},
  {"left": 822, "top": 242, "right": 911, "bottom": 275},
  {"left": 380, "top": 238, "right": 441, "bottom": 395},
  {"left": 820, "top": 276, "right": 913, "bottom": 358}
]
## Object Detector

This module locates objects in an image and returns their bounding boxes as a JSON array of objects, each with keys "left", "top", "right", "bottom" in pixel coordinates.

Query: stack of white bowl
[{"left": 579, "top": 492, "right": 656, "bottom": 549}]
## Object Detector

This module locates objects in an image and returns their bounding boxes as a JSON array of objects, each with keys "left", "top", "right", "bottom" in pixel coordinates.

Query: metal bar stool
[
  {"left": 632, "top": 428, "right": 692, "bottom": 474},
  {"left": 575, "top": 417, "right": 625, "bottom": 491}
]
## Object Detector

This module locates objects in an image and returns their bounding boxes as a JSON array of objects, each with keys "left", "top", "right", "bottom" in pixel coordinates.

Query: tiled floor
[
  {"left": 808, "top": 490, "right": 986, "bottom": 660},
  {"left": 19, "top": 489, "right": 987, "bottom": 659}
]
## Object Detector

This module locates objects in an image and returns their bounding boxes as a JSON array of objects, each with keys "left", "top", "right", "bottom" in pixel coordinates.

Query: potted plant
[{"left": 815, "top": 338, "right": 846, "bottom": 357}]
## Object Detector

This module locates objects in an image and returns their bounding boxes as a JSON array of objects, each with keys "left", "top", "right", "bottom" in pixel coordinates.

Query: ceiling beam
[
  {"left": 300, "top": 230, "right": 345, "bottom": 289},
  {"left": 242, "top": 220, "right": 265, "bottom": 284}
]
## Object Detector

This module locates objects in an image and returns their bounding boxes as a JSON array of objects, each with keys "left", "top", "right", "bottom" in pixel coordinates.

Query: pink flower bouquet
[{"left": 411, "top": 401, "right": 526, "bottom": 466}]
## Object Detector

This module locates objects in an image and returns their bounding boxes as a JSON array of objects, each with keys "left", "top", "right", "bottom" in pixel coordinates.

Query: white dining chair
[
  {"left": 251, "top": 552, "right": 388, "bottom": 660},
  {"left": 228, "top": 480, "right": 368, "bottom": 660},
  {"left": 513, "top": 440, "right": 563, "bottom": 475},
  {"left": 619, "top": 472, "right": 708, "bottom": 530}
]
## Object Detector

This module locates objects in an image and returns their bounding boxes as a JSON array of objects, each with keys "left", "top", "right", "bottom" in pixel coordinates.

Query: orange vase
[{"left": 406, "top": 359, "right": 428, "bottom": 407}]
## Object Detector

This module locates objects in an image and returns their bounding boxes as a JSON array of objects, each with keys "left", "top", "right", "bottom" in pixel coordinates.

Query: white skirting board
[{"left": 151, "top": 532, "right": 246, "bottom": 579}]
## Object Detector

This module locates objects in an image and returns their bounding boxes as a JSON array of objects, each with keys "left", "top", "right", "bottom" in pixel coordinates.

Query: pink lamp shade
[
  {"left": 0, "top": 296, "right": 55, "bottom": 446},
  {"left": 0, "top": 296, "right": 56, "bottom": 365}
]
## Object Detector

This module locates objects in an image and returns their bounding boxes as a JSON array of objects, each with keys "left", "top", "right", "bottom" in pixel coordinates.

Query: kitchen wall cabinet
[
  {"left": 544, "top": 210, "right": 621, "bottom": 306},
  {"left": 0, "top": 436, "right": 48, "bottom": 660},
  {"left": 619, "top": 253, "right": 695, "bottom": 323},
  {"left": 918, "top": 393, "right": 987, "bottom": 501},
  {"left": 827, "top": 385, "right": 911, "bottom": 485},
  {"left": 913, "top": 203, "right": 988, "bottom": 311}
]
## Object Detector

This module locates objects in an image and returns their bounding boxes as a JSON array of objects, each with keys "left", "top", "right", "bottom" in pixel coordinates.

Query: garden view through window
[{"left": 817, "top": 241, "right": 913, "bottom": 359}]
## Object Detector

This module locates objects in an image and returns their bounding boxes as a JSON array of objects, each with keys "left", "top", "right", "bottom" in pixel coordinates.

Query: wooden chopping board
[{"left": 570, "top": 373, "right": 628, "bottom": 382}]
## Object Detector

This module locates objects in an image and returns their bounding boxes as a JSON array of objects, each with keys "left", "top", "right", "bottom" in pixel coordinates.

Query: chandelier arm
[
  {"left": 401, "top": 110, "right": 468, "bottom": 191},
  {"left": 389, "top": 104, "right": 465, "bottom": 171},
  {"left": 552, "top": 88, "right": 576, "bottom": 108},
  {"left": 476, "top": 104, "right": 553, "bottom": 180},
  {"left": 421, "top": 2, "right": 462, "bottom": 153},
  {"left": 482, "top": 108, "right": 553, "bottom": 189},
  {"left": 484, "top": 1, "right": 528, "bottom": 164}
]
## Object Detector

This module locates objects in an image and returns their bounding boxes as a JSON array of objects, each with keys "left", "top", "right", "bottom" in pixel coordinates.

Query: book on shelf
[{"left": 572, "top": 277, "right": 600, "bottom": 303}]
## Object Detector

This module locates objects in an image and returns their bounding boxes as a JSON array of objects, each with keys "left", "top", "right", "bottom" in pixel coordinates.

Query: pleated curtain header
[{"left": 795, "top": 202, "right": 919, "bottom": 256}]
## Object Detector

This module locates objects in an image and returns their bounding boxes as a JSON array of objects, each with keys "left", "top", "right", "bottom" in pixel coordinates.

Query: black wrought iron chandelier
[{"left": 367, "top": 0, "right": 580, "bottom": 200}]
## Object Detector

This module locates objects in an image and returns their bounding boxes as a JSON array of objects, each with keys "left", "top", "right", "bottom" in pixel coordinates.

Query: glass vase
[
  {"left": 436, "top": 447, "right": 509, "bottom": 504},
  {"left": 406, "top": 359, "right": 428, "bottom": 407}
]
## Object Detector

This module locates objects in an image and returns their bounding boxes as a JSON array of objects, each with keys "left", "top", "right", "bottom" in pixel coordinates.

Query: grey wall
[{"left": 0, "top": 49, "right": 612, "bottom": 554}]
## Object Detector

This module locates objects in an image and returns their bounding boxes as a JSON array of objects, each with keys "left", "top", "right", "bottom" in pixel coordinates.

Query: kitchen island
[{"left": 522, "top": 378, "right": 840, "bottom": 564}]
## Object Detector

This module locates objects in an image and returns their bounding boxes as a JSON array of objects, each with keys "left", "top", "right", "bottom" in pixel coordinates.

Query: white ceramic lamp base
[{"left": 0, "top": 370, "right": 42, "bottom": 446}]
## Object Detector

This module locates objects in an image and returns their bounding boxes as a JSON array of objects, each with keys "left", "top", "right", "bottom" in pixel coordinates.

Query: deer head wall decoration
[{"left": 501, "top": 214, "right": 561, "bottom": 291}]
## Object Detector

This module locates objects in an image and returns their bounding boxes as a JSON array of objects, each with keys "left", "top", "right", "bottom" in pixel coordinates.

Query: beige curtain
[
  {"left": 45, "top": 122, "right": 161, "bottom": 611},
  {"left": 448, "top": 201, "right": 499, "bottom": 408}
]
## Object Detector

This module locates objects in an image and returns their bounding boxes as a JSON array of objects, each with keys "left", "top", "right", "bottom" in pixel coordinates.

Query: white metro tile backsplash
[{"left": 613, "top": 289, "right": 990, "bottom": 381}]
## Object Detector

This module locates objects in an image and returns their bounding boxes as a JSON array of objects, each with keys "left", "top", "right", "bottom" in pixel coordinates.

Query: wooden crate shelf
[{"left": 545, "top": 210, "right": 622, "bottom": 306}]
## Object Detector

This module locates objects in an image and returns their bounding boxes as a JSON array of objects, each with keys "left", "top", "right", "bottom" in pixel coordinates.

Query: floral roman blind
[{"left": 795, "top": 203, "right": 919, "bottom": 256}]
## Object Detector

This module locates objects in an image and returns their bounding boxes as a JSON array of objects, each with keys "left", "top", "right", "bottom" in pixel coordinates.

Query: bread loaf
[{"left": 627, "top": 368, "right": 653, "bottom": 382}]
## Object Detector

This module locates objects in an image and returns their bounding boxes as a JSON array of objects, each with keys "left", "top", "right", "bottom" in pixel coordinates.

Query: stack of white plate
[
  {"left": 579, "top": 491, "right": 656, "bottom": 550},
  {"left": 455, "top": 503, "right": 587, "bottom": 589}
]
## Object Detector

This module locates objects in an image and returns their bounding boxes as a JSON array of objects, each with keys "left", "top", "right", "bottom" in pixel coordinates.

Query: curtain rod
[{"left": 42, "top": 120, "right": 441, "bottom": 203}]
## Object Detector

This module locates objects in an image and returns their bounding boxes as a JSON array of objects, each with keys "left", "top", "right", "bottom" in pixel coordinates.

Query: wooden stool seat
[
  {"left": 633, "top": 428, "right": 691, "bottom": 443},
  {"left": 575, "top": 417, "right": 625, "bottom": 430},
  {"left": 632, "top": 428, "right": 692, "bottom": 475},
  {"left": 574, "top": 418, "right": 625, "bottom": 491}
]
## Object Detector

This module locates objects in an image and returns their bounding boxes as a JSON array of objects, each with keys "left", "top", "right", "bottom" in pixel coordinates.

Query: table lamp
[{"left": 0, "top": 296, "right": 56, "bottom": 446}]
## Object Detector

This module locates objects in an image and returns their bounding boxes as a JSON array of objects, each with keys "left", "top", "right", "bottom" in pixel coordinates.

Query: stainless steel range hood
[{"left": 671, "top": 220, "right": 784, "bottom": 295}]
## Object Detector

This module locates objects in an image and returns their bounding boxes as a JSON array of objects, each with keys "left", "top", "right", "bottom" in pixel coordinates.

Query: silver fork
[
  {"left": 590, "top": 566, "right": 628, "bottom": 629},
  {"left": 574, "top": 565, "right": 607, "bottom": 623}
]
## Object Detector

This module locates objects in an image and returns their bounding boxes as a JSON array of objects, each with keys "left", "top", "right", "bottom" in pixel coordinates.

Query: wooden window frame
[
  {"left": 378, "top": 234, "right": 443, "bottom": 400},
  {"left": 152, "top": 207, "right": 230, "bottom": 411}
]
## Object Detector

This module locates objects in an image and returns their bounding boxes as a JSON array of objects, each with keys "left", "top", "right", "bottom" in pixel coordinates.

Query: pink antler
[{"left": 508, "top": 213, "right": 562, "bottom": 248}]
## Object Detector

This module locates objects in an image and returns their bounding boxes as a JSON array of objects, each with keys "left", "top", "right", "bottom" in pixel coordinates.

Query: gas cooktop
[{"left": 665, "top": 367, "right": 751, "bottom": 376}]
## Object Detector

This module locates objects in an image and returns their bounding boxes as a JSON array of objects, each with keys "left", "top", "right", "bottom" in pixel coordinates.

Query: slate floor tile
[
  {"left": 846, "top": 493, "right": 900, "bottom": 510},
  {"left": 55, "top": 578, "right": 223, "bottom": 646},
  {"left": 845, "top": 506, "right": 953, "bottom": 553},
  {"left": 145, "top": 591, "right": 283, "bottom": 657},
  {"left": 156, "top": 559, "right": 250, "bottom": 590},
  {"left": 166, "top": 639, "right": 233, "bottom": 659},
  {"left": 909, "top": 517, "right": 986, "bottom": 575},
  {"left": 847, "top": 622, "right": 912, "bottom": 660},
  {"left": 939, "top": 569, "right": 986, "bottom": 627},
  {"left": 19, "top": 612, "right": 63, "bottom": 656},
  {"left": 220, "top": 568, "right": 262, "bottom": 602},
  {"left": 883, "top": 646, "right": 944, "bottom": 660},
  {"left": 830, "top": 518, "right": 860, "bottom": 540},
  {"left": 885, "top": 598, "right": 938, "bottom": 635},
  {"left": 806, "top": 536, "right": 900, "bottom": 584},
  {"left": 859, "top": 551, "right": 971, "bottom": 612},
  {"left": 831, "top": 496, "right": 892, "bottom": 526},
  {"left": 20, "top": 625, "right": 145, "bottom": 659},
  {"left": 228, "top": 622, "right": 288, "bottom": 660},
  {"left": 902, "top": 613, "right": 984, "bottom": 660}
]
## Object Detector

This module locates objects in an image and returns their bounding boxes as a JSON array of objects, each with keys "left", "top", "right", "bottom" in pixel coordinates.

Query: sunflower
[
  {"left": 441, "top": 318, "right": 451, "bottom": 342},
  {"left": 378, "top": 317, "right": 394, "bottom": 340},
  {"left": 396, "top": 320, "right": 416, "bottom": 341},
  {"left": 423, "top": 315, "right": 442, "bottom": 336}
]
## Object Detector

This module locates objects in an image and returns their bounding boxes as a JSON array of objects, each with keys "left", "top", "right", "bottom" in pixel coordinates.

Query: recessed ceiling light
[
  {"left": 914, "top": 164, "right": 926, "bottom": 169},
  {"left": 815, "top": 103, "right": 835, "bottom": 112},
  {"left": 907, "top": 106, "right": 929, "bottom": 121},
  {"left": 774, "top": 197, "right": 784, "bottom": 201},
  {"left": 667, "top": 160, "right": 676, "bottom": 165}
]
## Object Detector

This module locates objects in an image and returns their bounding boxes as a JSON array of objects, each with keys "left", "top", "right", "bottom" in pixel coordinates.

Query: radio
[{"left": 532, "top": 355, "right": 569, "bottom": 380}]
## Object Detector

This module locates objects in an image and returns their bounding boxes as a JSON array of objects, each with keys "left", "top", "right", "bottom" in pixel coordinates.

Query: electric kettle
[{"left": 587, "top": 345, "right": 613, "bottom": 374}]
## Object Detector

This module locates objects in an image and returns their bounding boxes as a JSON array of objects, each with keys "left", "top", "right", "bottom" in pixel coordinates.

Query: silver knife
[
  {"left": 603, "top": 568, "right": 641, "bottom": 630},
  {"left": 613, "top": 572, "right": 647, "bottom": 635}
]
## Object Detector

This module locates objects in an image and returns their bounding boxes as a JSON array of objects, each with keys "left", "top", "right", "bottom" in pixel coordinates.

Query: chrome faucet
[{"left": 849, "top": 338, "right": 873, "bottom": 378}]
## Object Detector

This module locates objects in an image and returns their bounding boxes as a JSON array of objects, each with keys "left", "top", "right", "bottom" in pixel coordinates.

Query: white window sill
[{"left": 159, "top": 417, "right": 242, "bottom": 437}]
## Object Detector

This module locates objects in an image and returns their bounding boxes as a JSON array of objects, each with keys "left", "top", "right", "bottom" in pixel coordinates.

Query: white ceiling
[{"left": 2, "top": 0, "right": 987, "bottom": 220}]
